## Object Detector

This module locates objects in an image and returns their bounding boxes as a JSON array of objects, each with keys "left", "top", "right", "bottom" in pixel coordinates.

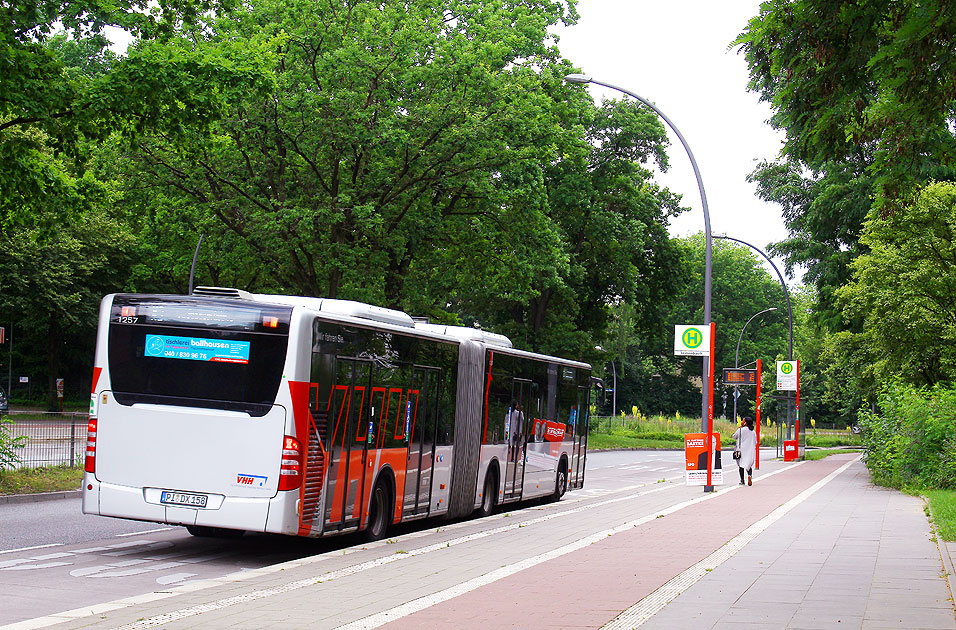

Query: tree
[
  {"left": 748, "top": 157, "right": 873, "bottom": 329},
  {"left": 838, "top": 182, "right": 956, "bottom": 388},
  {"left": 735, "top": 0, "right": 956, "bottom": 416},
  {"left": 127, "top": 0, "right": 580, "bottom": 305},
  {"left": 123, "top": 0, "right": 684, "bottom": 358},
  {"left": 450, "top": 96, "right": 684, "bottom": 357},
  {"left": 1, "top": 0, "right": 275, "bottom": 230},
  {"left": 600, "top": 236, "right": 792, "bottom": 418},
  {"left": 0, "top": 2, "right": 270, "bottom": 406},
  {"left": 0, "top": 198, "right": 135, "bottom": 408},
  {"left": 735, "top": 0, "right": 956, "bottom": 209}
]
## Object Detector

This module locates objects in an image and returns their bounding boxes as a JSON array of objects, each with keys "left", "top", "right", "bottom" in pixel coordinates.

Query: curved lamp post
[
  {"left": 714, "top": 235, "right": 792, "bottom": 361},
  {"left": 715, "top": 234, "right": 796, "bottom": 443},
  {"left": 733, "top": 307, "right": 777, "bottom": 422},
  {"left": 564, "top": 73, "right": 714, "bottom": 432},
  {"left": 594, "top": 346, "right": 617, "bottom": 419}
]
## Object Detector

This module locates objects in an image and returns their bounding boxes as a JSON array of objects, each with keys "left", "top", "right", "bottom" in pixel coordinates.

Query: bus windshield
[{"left": 107, "top": 296, "right": 292, "bottom": 417}]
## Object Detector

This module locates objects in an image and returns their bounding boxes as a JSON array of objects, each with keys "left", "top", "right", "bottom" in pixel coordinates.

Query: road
[{"left": 0, "top": 449, "right": 775, "bottom": 628}]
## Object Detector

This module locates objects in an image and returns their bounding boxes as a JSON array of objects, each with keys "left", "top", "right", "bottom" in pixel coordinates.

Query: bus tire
[
  {"left": 186, "top": 525, "right": 244, "bottom": 539},
  {"left": 550, "top": 459, "right": 568, "bottom": 502},
  {"left": 364, "top": 481, "right": 392, "bottom": 542},
  {"left": 477, "top": 468, "right": 498, "bottom": 517}
]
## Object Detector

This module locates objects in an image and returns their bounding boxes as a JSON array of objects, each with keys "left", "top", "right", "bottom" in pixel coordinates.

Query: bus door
[
  {"left": 504, "top": 378, "right": 533, "bottom": 499},
  {"left": 323, "top": 358, "right": 370, "bottom": 530},
  {"left": 403, "top": 367, "right": 440, "bottom": 516},
  {"left": 570, "top": 385, "right": 589, "bottom": 489}
]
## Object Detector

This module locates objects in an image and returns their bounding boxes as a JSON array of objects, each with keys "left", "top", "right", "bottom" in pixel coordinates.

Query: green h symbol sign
[{"left": 682, "top": 327, "right": 703, "bottom": 349}]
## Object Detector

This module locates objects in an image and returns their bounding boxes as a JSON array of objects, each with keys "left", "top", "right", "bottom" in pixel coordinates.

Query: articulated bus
[{"left": 83, "top": 287, "right": 592, "bottom": 540}]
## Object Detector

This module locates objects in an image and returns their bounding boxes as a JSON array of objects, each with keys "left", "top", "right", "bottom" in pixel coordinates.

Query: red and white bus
[{"left": 83, "top": 288, "right": 591, "bottom": 539}]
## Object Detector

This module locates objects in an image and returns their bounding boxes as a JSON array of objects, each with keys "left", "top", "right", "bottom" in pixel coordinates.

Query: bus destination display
[
  {"left": 145, "top": 334, "right": 250, "bottom": 364},
  {"left": 722, "top": 368, "right": 757, "bottom": 385}
]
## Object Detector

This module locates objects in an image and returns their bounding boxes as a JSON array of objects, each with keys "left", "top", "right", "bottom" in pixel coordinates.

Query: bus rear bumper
[{"left": 85, "top": 477, "right": 292, "bottom": 534}]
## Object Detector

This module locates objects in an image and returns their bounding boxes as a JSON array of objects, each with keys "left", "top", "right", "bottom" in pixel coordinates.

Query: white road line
[
  {"left": 0, "top": 544, "right": 61, "bottom": 556},
  {"left": 3, "top": 562, "right": 73, "bottom": 571},
  {"left": 601, "top": 456, "right": 860, "bottom": 629},
  {"left": 116, "top": 528, "right": 174, "bottom": 538},
  {"left": 155, "top": 573, "right": 196, "bottom": 586},
  {"left": 104, "top": 542, "right": 173, "bottom": 557}
]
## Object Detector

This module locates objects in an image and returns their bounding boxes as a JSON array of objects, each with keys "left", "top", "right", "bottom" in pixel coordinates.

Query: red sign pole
[
  {"left": 795, "top": 360, "right": 801, "bottom": 459},
  {"left": 755, "top": 359, "right": 762, "bottom": 470},
  {"left": 705, "top": 322, "right": 716, "bottom": 489}
]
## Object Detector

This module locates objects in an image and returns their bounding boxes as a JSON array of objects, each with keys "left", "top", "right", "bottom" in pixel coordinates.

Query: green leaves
[
  {"left": 838, "top": 182, "right": 956, "bottom": 386},
  {"left": 859, "top": 380, "right": 956, "bottom": 490}
]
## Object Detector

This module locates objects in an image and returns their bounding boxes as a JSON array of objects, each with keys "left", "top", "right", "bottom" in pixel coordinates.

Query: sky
[{"left": 553, "top": 1, "right": 796, "bottom": 280}]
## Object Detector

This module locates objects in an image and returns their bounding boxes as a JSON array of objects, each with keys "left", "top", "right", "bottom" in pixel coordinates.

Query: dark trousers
[{"left": 738, "top": 466, "right": 752, "bottom": 482}]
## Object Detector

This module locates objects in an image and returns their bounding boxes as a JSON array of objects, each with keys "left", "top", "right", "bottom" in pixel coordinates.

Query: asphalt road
[{"left": 0, "top": 449, "right": 718, "bottom": 627}]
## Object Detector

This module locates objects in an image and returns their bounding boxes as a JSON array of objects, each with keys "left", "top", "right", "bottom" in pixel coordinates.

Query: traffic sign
[
  {"left": 777, "top": 360, "right": 798, "bottom": 391},
  {"left": 674, "top": 325, "right": 710, "bottom": 356}
]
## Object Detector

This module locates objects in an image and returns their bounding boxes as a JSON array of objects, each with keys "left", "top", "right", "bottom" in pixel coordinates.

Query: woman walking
[{"left": 733, "top": 417, "right": 757, "bottom": 486}]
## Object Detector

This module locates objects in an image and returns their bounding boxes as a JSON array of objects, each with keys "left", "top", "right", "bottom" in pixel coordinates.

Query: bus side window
[{"left": 436, "top": 346, "right": 457, "bottom": 445}]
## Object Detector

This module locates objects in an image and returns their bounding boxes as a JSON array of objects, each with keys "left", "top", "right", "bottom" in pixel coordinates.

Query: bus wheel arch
[
  {"left": 477, "top": 460, "right": 499, "bottom": 517},
  {"left": 364, "top": 468, "right": 395, "bottom": 542}
]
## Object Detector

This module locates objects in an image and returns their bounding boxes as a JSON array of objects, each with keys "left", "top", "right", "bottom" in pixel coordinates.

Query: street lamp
[
  {"left": 714, "top": 235, "right": 796, "bottom": 440},
  {"left": 733, "top": 307, "right": 777, "bottom": 422},
  {"left": 594, "top": 346, "right": 617, "bottom": 418},
  {"left": 565, "top": 73, "right": 714, "bottom": 433}
]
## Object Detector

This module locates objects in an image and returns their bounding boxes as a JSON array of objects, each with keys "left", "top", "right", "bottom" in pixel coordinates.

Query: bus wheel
[
  {"left": 550, "top": 461, "right": 568, "bottom": 502},
  {"left": 186, "top": 525, "right": 244, "bottom": 538},
  {"left": 478, "top": 472, "right": 497, "bottom": 517},
  {"left": 364, "top": 482, "right": 391, "bottom": 542}
]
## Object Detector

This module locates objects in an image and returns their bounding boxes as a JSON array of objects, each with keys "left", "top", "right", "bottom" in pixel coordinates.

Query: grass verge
[
  {"left": 804, "top": 449, "right": 861, "bottom": 461},
  {"left": 0, "top": 465, "right": 84, "bottom": 495},
  {"left": 588, "top": 433, "right": 683, "bottom": 450},
  {"left": 925, "top": 489, "right": 956, "bottom": 542}
]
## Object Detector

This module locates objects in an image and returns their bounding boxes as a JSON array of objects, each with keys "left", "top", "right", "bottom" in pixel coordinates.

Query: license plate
[{"left": 160, "top": 491, "right": 208, "bottom": 508}]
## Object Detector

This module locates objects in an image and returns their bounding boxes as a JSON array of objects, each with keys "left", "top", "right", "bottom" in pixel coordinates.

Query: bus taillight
[
  {"left": 278, "top": 435, "right": 302, "bottom": 491},
  {"left": 84, "top": 418, "right": 97, "bottom": 473}
]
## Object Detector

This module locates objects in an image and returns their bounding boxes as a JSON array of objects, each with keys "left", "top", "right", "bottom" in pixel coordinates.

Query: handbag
[{"left": 733, "top": 448, "right": 741, "bottom": 461}]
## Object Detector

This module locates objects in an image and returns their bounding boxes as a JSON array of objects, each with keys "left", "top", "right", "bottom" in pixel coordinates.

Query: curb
[
  {"left": 0, "top": 489, "right": 81, "bottom": 505},
  {"left": 924, "top": 496, "right": 956, "bottom": 610}
]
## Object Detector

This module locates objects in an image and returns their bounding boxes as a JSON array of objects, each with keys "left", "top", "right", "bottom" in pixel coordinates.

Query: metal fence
[{"left": 2, "top": 411, "right": 89, "bottom": 469}]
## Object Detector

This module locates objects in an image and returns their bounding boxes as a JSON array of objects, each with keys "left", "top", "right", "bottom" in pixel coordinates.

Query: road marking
[
  {"left": 3, "top": 561, "right": 73, "bottom": 571},
  {"left": 156, "top": 573, "right": 196, "bottom": 586},
  {"left": 0, "top": 544, "right": 61, "bottom": 556},
  {"left": 601, "top": 456, "right": 860, "bottom": 629},
  {"left": 116, "top": 528, "right": 174, "bottom": 538}
]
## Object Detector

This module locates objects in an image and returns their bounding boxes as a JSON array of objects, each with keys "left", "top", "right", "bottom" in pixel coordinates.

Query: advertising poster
[{"left": 685, "top": 432, "right": 722, "bottom": 486}]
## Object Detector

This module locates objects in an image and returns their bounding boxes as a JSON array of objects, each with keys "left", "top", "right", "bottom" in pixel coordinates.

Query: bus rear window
[{"left": 107, "top": 297, "right": 292, "bottom": 417}]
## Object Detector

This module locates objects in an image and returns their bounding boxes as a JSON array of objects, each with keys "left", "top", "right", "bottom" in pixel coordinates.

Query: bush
[
  {"left": 0, "top": 416, "right": 28, "bottom": 467},
  {"left": 859, "top": 381, "right": 956, "bottom": 490}
]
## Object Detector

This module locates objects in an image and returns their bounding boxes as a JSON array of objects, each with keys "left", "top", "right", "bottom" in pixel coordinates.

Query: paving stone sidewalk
[{"left": 383, "top": 455, "right": 955, "bottom": 630}]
